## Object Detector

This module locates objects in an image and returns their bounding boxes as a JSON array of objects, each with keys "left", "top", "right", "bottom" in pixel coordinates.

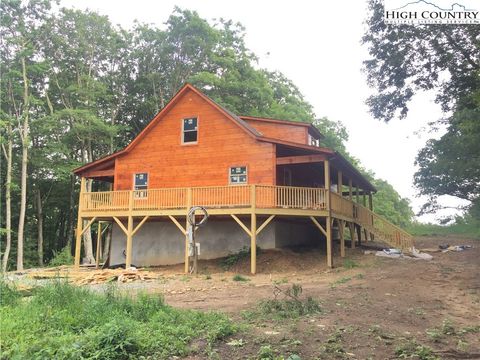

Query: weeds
[
  {"left": 395, "top": 340, "right": 438, "bottom": 360},
  {"left": 0, "top": 279, "right": 21, "bottom": 307},
  {"left": 48, "top": 246, "right": 74, "bottom": 267},
  {"left": 343, "top": 259, "right": 358, "bottom": 269},
  {"left": 0, "top": 280, "right": 236, "bottom": 359},
  {"left": 249, "top": 284, "right": 322, "bottom": 320},
  {"left": 233, "top": 274, "right": 250, "bottom": 282},
  {"left": 330, "top": 276, "right": 351, "bottom": 288},
  {"left": 221, "top": 246, "right": 260, "bottom": 270},
  {"left": 320, "top": 329, "right": 347, "bottom": 359}
]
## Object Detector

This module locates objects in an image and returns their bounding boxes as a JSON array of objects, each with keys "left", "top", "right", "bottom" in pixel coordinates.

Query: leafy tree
[{"left": 362, "top": 0, "right": 480, "bottom": 223}]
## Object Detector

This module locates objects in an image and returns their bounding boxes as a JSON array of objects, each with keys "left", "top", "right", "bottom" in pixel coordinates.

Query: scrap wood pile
[{"left": 27, "top": 266, "right": 159, "bottom": 285}]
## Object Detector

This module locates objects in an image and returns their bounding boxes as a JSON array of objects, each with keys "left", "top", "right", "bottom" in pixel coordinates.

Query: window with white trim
[
  {"left": 229, "top": 166, "right": 247, "bottom": 184},
  {"left": 182, "top": 117, "right": 198, "bottom": 143},
  {"left": 134, "top": 173, "right": 148, "bottom": 198}
]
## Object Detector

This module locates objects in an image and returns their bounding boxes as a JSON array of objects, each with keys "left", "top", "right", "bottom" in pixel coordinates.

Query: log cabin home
[{"left": 73, "top": 83, "right": 413, "bottom": 274}]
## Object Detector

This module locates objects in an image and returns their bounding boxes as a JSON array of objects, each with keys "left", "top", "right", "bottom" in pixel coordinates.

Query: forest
[{"left": 0, "top": 0, "right": 476, "bottom": 272}]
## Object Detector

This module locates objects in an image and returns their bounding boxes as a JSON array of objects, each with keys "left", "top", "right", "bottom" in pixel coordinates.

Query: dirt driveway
[{"left": 137, "top": 235, "right": 479, "bottom": 359}]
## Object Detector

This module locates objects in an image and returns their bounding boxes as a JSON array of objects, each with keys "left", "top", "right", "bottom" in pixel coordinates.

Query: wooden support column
[
  {"left": 339, "top": 219, "right": 345, "bottom": 258},
  {"left": 368, "top": 192, "right": 375, "bottom": 241},
  {"left": 185, "top": 188, "right": 192, "bottom": 274},
  {"left": 349, "top": 222, "right": 355, "bottom": 249},
  {"left": 337, "top": 171, "right": 343, "bottom": 195},
  {"left": 324, "top": 159, "right": 333, "bottom": 268},
  {"left": 251, "top": 185, "right": 257, "bottom": 275},
  {"left": 355, "top": 186, "right": 360, "bottom": 203},
  {"left": 356, "top": 225, "right": 362, "bottom": 246},
  {"left": 125, "top": 216, "right": 133, "bottom": 268},
  {"left": 348, "top": 179, "right": 353, "bottom": 200},
  {"left": 74, "top": 177, "right": 86, "bottom": 268},
  {"left": 95, "top": 221, "right": 102, "bottom": 269}
]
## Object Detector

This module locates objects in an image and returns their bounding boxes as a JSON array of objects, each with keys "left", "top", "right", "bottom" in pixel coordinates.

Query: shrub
[
  {"left": 0, "top": 279, "right": 21, "bottom": 307},
  {"left": 49, "top": 246, "right": 74, "bottom": 267}
]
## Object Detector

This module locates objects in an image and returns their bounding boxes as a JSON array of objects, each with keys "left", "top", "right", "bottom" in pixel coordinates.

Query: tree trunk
[
  {"left": 82, "top": 179, "right": 95, "bottom": 264},
  {"left": 102, "top": 225, "right": 112, "bottom": 261},
  {"left": 1, "top": 125, "right": 13, "bottom": 272},
  {"left": 17, "top": 55, "right": 30, "bottom": 271},
  {"left": 67, "top": 173, "right": 75, "bottom": 248},
  {"left": 35, "top": 188, "right": 44, "bottom": 267}
]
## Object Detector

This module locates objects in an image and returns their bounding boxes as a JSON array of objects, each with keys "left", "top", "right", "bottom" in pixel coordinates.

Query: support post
[
  {"left": 348, "top": 179, "right": 353, "bottom": 200},
  {"left": 368, "top": 192, "right": 375, "bottom": 241},
  {"left": 356, "top": 186, "right": 360, "bottom": 204},
  {"left": 363, "top": 194, "right": 367, "bottom": 207},
  {"left": 337, "top": 171, "right": 343, "bottom": 195},
  {"left": 251, "top": 185, "right": 257, "bottom": 275},
  {"left": 95, "top": 221, "right": 102, "bottom": 269},
  {"left": 339, "top": 220, "right": 345, "bottom": 258},
  {"left": 125, "top": 216, "right": 133, "bottom": 268},
  {"left": 349, "top": 222, "right": 355, "bottom": 249},
  {"left": 356, "top": 225, "right": 362, "bottom": 246},
  {"left": 324, "top": 159, "right": 333, "bottom": 268},
  {"left": 185, "top": 188, "right": 192, "bottom": 274},
  {"left": 74, "top": 177, "right": 86, "bottom": 268}
]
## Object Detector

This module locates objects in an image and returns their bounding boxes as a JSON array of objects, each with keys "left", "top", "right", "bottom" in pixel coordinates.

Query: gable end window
[
  {"left": 134, "top": 173, "right": 148, "bottom": 198},
  {"left": 182, "top": 117, "right": 198, "bottom": 143},
  {"left": 229, "top": 166, "right": 247, "bottom": 184}
]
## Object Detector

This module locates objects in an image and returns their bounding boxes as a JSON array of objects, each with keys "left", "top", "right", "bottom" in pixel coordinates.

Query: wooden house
[{"left": 73, "top": 84, "right": 413, "bottom": 274}]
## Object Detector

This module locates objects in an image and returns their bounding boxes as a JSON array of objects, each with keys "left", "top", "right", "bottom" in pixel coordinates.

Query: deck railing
[{"left": 80, "top": 184, "right": 413, "bottom": 249}]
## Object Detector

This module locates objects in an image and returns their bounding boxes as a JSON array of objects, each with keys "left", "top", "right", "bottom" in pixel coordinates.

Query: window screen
[
  {"left": 183, "top": 117, "right": 198, "bottom": 143},
  {"left": 229, "top": 166, "right": 247, "bottom": 184}
]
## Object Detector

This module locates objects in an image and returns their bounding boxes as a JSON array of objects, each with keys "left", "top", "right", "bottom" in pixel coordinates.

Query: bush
[
  {"left": 0, "top": 280, "right": 236, "bottom": 359},
  {"left": 254, "top": 284, "right": 322, "bottom": 320},
  {"left": 0, "top": 279, "right": 21, "bottom": 307},
  {"left": 49, "top": 246, "right": 74, "bottom": 267}
]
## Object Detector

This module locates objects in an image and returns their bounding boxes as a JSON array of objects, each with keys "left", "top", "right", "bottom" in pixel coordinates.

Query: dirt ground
[
  {"left": 134, "top": 235, "right": 479, "bottom": 359},
  {"left": 10, "top": 235, "right": 479, "bottom": 359}
]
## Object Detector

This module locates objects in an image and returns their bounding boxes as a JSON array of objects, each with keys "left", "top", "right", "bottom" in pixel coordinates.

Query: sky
[{"left": 62, "top": 0, "right": 468, "bottom": 222}]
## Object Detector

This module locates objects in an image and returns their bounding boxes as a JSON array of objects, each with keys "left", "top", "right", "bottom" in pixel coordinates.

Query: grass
[
  {"left": 0, "top": 279, "right": 236, "bottom": 359},
  {"left": 233, "top": 274, "right": 250, "bottom": 282},
  {"left": 342, "top": 259, "right": 358, "bottom": 269},
  {"left": 330, "top": 276, "right": 352, "bottom": 288},
  {"left": 395, "top": 340, "right": 439, "bottom": 360},
  {"left": 407, "top": 222, "right": 480, "bottom": 239},
  {"left": 221, "top": 246, "right": 260, "bottom": 270},
  {"left": 244, "top": 284, "right": 322, "bottom": 321}
]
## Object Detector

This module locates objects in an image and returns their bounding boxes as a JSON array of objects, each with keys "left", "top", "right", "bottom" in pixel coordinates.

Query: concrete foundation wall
[{"left": 110, "top": 217, "right": 321, "bottom": 267}]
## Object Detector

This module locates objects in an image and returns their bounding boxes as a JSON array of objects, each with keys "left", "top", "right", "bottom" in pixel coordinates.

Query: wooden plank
[
  {"left": 112, "top": 216, "right": 128, "bottom": 235},
  {"left": 80, "top": 217, "right": 97, "bottom": 237},
  {"left": 310, "top": 216, "right": 327, "bottom": 237},
  {"left": 168, "top": 215, "right": 186, "bottom": 235},
  {"left": 256, "top": 215, "right": 275, "bottom": 235},
  {"left": 132, "top": 216, "right": 150, "bottom": 236},
  {"left": 276, "top": 154, "right": 327, "bottom": 165},
  {"left": 231, "top": 214, "right": 251, "bottom": 236}
]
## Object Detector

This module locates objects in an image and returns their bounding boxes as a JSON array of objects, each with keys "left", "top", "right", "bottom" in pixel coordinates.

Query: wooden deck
[{"left": 75, "top": 184, "right": 413, "bottom": 274}]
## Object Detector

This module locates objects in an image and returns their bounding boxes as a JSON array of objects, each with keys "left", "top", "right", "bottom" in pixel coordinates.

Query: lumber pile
[{"left": 26, "top": 266, "right": 159, "bottom": 285}]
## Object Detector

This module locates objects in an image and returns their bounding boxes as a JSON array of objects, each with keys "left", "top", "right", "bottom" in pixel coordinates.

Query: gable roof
[
  {"left": 240, "top": 115, "right": 323, "bottom": 139},
  {"left": 73, "top": 83, "right": 375, "bottom": 192}
]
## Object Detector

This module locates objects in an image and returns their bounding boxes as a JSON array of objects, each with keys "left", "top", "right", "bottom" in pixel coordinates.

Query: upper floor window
[
  {"left": 229, "top": 166, "right": 247, "bottom": 184},
  {"left": 308, "top": 134, "right": 320, "bottom": 147},
  {"left": 134, "top": 173, "right": 148, "bottom": 198},
  {"left": 182, "top": 117, "right": 198, "bottom": 143}
]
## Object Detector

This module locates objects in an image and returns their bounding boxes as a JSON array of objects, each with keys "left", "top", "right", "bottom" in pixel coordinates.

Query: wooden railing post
[
  {"left": 337, "top": 170, "right": 342, "bottom": 196},
  {"left": 74, "top": 177, "right": 86, "bottom": 268}
]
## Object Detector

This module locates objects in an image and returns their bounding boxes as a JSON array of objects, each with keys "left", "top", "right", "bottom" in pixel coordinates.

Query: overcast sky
[{"left": 63, "top": 0, "right": 467, "bottom": 222}]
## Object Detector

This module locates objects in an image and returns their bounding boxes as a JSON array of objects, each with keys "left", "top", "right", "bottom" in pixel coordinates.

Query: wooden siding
[
  {"left": 243, "top": 118, "right": 308, "bottom": 145},
  {"left": 114, "top": 88, "right": 275, "bottom": 190}
]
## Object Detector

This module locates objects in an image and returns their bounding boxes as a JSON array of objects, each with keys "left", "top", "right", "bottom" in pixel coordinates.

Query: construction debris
[{"left": 26, "top": 266, "right": 159, "bottom": 285}]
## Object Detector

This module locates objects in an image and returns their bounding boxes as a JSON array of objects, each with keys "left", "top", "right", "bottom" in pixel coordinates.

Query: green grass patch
[
  {"left": 244, "top": 284, "right": 321, "bottom": 321},
  {"left": 0, "top": 280, "right": 236, "bottom": 359},
  {"left": 343, "top": 259, "right": 358, "bottom": 269},
  {"left": 233, "top": 274, "right": 250, "bottom": 282},
  {"left": 407, "top": 222, "right": 480, "bottom": 239},
  {"left": 330, "top": 276, "right": 352, "bottom": 288},
  {"left": 221, "top": 246, "right": 260, "bottom": 270},
  {"left": 395, "top": 340, "right": 439, "bottom": 360}
]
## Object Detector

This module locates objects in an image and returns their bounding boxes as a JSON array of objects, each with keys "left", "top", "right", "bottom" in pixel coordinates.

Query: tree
[
  {"left": 362, "top": 0, "right": 479, "bottom": 122},
  {"left": 362, "top": 0, "right": 480, "bottom": 219},
  {"left": 0, "top": 0, "right": 52, "bottom": 270}
]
